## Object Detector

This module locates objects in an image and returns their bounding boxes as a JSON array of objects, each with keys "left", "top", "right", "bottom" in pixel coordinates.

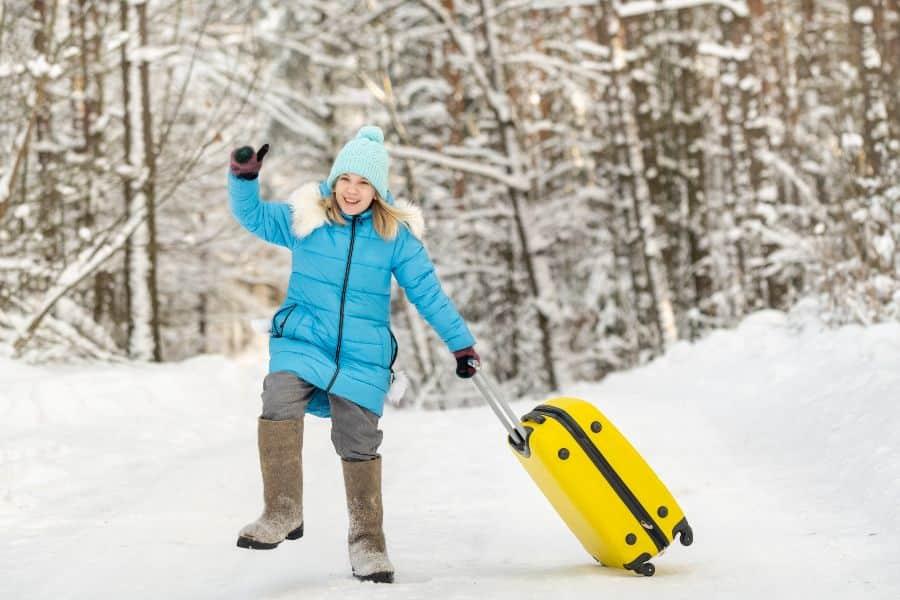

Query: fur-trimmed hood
[{"left": 287, "top": 182, "right": 425, "bottom": 240}]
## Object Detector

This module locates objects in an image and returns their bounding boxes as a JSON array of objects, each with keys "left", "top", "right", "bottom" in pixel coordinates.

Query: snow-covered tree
[{"left": 2, "top": 0, "right": 897, "bottom": 407}]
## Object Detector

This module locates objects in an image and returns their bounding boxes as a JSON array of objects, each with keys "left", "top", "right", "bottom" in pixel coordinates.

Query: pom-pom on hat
[{"left": 327, "top": 125, "right": 390, "bottom": 200}]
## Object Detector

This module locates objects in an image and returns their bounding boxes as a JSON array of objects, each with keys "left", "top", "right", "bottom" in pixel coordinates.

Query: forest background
[{"left": 1, "top": 0, "right": 897, "bottom": 407}]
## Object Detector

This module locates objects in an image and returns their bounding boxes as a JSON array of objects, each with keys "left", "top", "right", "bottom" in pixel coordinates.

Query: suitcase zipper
[{"left": 532, "top": 405, "right": 669, "bottom": 553}]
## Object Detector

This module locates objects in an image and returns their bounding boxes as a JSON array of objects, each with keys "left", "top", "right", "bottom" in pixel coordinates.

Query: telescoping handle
[{"left": 458, "top": 357, "right": 528, "bottom": 447}]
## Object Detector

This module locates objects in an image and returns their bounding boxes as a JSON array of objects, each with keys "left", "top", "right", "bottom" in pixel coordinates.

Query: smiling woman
[
  {"left": 320, "top": 132, "right": 424, "bottom": 241},
  {"left": 335, "top": 174, "right": 375, "bottom": 215},
  {"left": 227, "top": 124, "right": 480, "bottom": 584}
]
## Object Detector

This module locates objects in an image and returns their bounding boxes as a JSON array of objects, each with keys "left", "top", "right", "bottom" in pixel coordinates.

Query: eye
[{"left": 339, "top": 175, "right": 350, "bottom": 181}]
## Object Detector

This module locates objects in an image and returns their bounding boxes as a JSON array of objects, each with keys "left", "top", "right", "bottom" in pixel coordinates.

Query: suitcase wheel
[{"left": 636, "top": 562, "right": 655, "bottom": 577}]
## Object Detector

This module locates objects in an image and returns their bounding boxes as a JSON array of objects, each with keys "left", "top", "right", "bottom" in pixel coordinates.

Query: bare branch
[{"left": 389, "top": 144, "right": 530, "bottom": 191}]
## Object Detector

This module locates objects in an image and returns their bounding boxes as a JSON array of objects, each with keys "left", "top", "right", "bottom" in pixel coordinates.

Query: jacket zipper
[
  {"left": 325, "top": 216, "right": 358, "bottom": 392},
  {"left": 533, "top": 405, "right": 669, "bottom": 553}
]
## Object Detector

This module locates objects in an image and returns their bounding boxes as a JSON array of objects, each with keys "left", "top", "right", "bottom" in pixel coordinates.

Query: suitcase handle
[{"left": 467, "top": 359, "right": 528, "bottom": 446}]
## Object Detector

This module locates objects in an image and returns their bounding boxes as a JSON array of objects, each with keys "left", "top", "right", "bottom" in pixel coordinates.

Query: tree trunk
[
  {"left": 32, "top": 0, "right": 62, "bottom": 285},
  {"left": 125, "top": 1, "right": 162, "bottom": 361},
  {"left": 850, "top": 0, "right": 891, "bottom": 179},
  {"left": 589, "top": 3, "right": 641, "bottom": 361},
  {"left": 605, "top": 8, "right": 678, "bottom": 351},
  {"left": 718, "top": 6, "right": 762, "bottom": 313},
  {"left": 119, "top": 0, "right": 134, "bottom": 351},
  {"left": 676, "top": 7, "right": 711, "bottom": 336},
  {"left": 849, "top": 0, "right": 895, "bottom": 274},
  {"left": 441, "top": 0, "right": 466, "bottom": 201},
  {"left": 478, "top": 0, "right": 559, "bottom": 390},
  {"left": 137, "top": 2, "right": 162, "bottom": 361}
]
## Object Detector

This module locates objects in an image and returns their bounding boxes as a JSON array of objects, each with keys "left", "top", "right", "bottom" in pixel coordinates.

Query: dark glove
[
  {"left": 230, "top": 144, "right": 270, "bottom": 180},
  {"left": 453, "top": 346, "right": 480, "bottom": 379}
]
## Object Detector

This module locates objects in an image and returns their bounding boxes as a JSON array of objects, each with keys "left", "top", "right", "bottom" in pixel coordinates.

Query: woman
[{"left": 228, "top": 126, "right": 480, "bottom": 583}]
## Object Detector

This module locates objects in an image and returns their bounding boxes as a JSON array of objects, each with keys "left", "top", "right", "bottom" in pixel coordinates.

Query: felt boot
[
  {"left": 236, "top": 418, "right": 304, "bottom": 549},
  {"left": 342, "top": 457, "right": 394, "bottom": 583}
]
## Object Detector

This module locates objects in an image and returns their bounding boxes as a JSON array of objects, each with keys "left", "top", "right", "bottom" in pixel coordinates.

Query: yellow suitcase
[{"left": 468, "top": 368, "right": 693, "bottom": 576}]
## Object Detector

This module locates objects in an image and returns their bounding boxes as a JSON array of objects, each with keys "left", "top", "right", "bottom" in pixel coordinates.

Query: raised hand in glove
[
  {"left": 453, "top": 346, "right": 481, "bottom": 379},
  {"left": 230, "top": 144, "right": 270, "bottom": 180}
]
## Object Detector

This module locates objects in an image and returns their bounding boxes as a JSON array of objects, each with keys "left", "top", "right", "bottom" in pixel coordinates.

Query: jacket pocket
[
  {"left": 388, "top": 328, "right": 398, "bottom": 370},
  {"left": 374, "top": 327, "right": 396, "bottom": 369},
  {"left": 270, "top": 304, "right": 297, "bottom": 338}
]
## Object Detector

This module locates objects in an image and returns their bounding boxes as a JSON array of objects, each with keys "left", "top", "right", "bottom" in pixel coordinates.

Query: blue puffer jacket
[{"left": 228, "top": 173, "right": 475, "bottom": 418}]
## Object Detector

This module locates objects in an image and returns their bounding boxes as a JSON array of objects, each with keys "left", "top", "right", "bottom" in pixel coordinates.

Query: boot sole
[
  {"left": 354, "top": 571, "right": 394, "bottom": 584},
  {"left": 236, "top": 523, "right": 304, "bottom": 550}
]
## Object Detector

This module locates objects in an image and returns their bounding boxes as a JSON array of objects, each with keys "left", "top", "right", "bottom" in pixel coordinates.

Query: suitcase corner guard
[{"left": 672, "top": 517, "right": 694, "bottom": 546}]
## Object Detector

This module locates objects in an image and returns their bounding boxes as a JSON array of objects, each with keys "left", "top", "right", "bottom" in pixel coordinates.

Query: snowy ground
[{"left": 2, "top": 305, "right": 899, "bottom": 599}]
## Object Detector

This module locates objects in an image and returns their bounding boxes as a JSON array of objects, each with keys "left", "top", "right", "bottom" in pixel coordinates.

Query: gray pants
[{"left": 260, "top": 371, "right": 383, "bottom": 461}]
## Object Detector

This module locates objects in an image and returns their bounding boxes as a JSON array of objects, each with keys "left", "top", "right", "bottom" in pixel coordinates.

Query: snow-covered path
[{"left": 3, "top": 309, "right": 899, "bottom": 599}]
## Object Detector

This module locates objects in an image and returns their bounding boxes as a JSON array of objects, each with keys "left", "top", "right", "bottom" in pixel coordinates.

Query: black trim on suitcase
[
  {"left": 623, "top": 553, "right": 656, "bottom": 577},
  {"left": 509, "top": 425, "right": 535, "bottom": 457},
  {"left": 523, "top": 411, "right": 546, "bottom": 425},
  {"left": 531, "top": 405, "right": 670, "bottom": 554},
  {"left": 673, "top": 517, "right": 694, "bottom": 546}
]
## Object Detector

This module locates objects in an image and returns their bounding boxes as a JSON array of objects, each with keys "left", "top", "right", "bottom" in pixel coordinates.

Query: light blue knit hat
[{"left": 326, "top": 125, "right": 390, "bottom": 200}]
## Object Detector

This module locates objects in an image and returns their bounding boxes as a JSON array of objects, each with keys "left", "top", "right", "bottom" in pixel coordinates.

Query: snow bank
[
  {"left": 2, "top": 306, "right": 899, "bottom": 599},
  {"left": 585, "top": 304, "right": 900, "bottom": 537}
]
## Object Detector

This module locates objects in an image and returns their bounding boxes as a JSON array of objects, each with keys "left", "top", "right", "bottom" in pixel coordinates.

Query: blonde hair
[{"left": 323, "top": 192, "right": 419, "bottom": 240}]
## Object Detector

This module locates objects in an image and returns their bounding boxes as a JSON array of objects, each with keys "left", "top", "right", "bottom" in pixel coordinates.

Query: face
[{"left": 334, "top": 173, "right": 376, "bottom": 215}]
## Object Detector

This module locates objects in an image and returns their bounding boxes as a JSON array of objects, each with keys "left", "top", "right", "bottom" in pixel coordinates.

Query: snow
[
  {"left": 530, "top": 0, "right": 596, "bottom": 8},
  {"left": 754, "top": 202, "right": 777, "bottom": 224},
  {"left": 105, "top": 31, "right": 131, "bottom": 51},
  {"left": 617, "top": 0, "right": 749, "bottom": 18},
  {"left": 852, "top": 6, "right": 874, "bottom": 25},
  {"left": 872, "top": 232, "right": 895, "bottom": 264},
  {"left": 862, "top": 46, "right": 882, "bottom": 70},
  {"left": 128, "top": 46, "right": 179, "bottom": 63},
  {"left": 2, "top": 308, "right": 900, "bottom": 599},
  {"left": 842, "top": 132, "right": 863, "bottom": 153},
  {"left": 398, "top": 78, "right": 452, "bottom": 106},
  {"left": 13, "top": 204, "right": 30, "bottom": 219},
  {"left": 0, "top": 62, "right": 25, "bottom": 78},
  {"left": 25, "top": 56, "right": 62, "bottom": 78},
  {"left": 572, "top": 40, "right": 611, "bottom": 59},
  {"left": 757, "top": 185, "right": 778, "bottom": 203},
  {"left": 391, "top": 144, "right": 529, "bottom": 191},
  {"left": 872, "top": 275, "right": 894, "bottom": 301},
  {"left": 699, "top": 42, "right": 751, "bottom": 62}
]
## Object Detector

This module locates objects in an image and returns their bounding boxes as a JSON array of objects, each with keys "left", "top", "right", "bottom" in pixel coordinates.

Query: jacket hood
[{"left": 287, "top": 181, "right": 425, "bottom": 240}]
